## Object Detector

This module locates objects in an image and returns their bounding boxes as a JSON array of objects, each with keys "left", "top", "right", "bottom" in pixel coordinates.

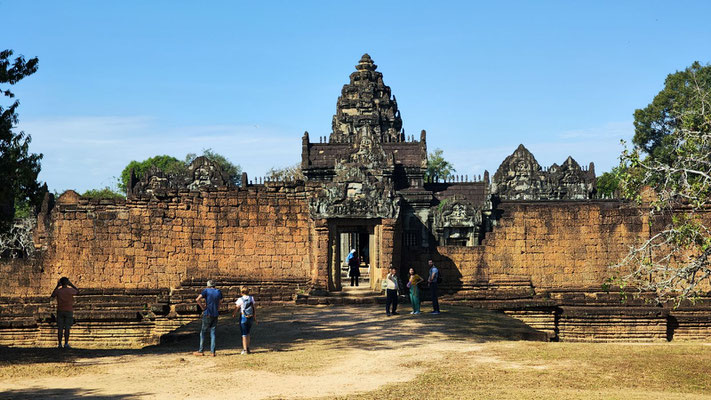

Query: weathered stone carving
[
  {"left": 432, "top": 199, "right": 483, "bottom": 246},
  {"left": 186, "top": 156, "right": 232, "bottom": 190},
  {"left": 130, "top": 156, "right": 233, "bottom": 198},
  {"left": 309, "top": 144, "right": 400, "bottom": 219},
  {"left": 330, "top": 54, "right": 404, "bottom": 144},
  {"left": 492, "top": 144, "right": 596, "bottom": 200}
]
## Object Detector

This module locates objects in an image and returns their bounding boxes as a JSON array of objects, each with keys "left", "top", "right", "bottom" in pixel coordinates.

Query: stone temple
[{"left": 1, "top": 54, "right": 709, "bottom": 347}]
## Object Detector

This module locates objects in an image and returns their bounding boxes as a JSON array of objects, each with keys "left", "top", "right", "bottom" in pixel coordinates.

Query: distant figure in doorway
[
  {"left": 407, "top": 268, "right": 424, "bottom": 314},
  {"left": 385, "top": 266, "right": 402, "bottom": 316},
  {"left": 233, "top": 286, "right": 257, "bottom": 355},
  {"left": 427, "top": 259, "right": 440, "bottom": 314},
  {"left": 347, "top": 249, "right": 361, "bottom": 286},
  {"left": 194, "top": 279, "right": 223, "bottom": 357},
  {"left": 50, "top": 277, "right": 79, "bottom": 349}
]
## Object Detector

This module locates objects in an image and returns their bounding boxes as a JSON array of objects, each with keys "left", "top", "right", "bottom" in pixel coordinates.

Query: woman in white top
[{"left": 232, "top": 286, "right": 257, "bottom": 355}]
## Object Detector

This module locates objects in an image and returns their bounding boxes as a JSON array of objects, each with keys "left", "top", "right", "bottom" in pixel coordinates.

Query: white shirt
[{"left": 235, "top": 295, "right": 255, "bottom": 316}]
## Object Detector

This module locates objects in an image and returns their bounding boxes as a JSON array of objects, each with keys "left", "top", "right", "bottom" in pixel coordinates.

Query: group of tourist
[
  {"left": 49, "top": 259, "right": 441, "bottom": 352},
  {"left": 384, "top": 259, "right": 441, "bottom": 316}
]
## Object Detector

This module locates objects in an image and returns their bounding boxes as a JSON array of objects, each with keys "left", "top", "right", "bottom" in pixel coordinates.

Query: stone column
[{"left": 310, "top": 218, "right": 330, "bottom": 291}]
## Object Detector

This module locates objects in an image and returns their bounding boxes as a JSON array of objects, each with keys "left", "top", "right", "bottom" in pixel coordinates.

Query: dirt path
[{"left": 0, "top": 305, "right": 543, "bottom": 399}]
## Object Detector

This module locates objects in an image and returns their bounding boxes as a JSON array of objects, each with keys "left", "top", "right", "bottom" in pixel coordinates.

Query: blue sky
[{"left": 3, "top": 1, "right": 711, "bottom": 192}]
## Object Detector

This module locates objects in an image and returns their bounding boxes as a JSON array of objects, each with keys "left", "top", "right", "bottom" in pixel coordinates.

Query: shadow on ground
[
  {"left": 0, "top": 387, "right": 145, "bottom": 399},
  {"left": 0, "top": 304, "right": 544, "bottom": 366}
]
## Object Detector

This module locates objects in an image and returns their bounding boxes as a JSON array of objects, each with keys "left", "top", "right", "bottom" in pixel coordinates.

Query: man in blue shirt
[
  {"left": 193, "top": 279, "right": 223, "bottom": 356},
  {"left": 427, "top": 259, "right": 440, "bottom": 314}
]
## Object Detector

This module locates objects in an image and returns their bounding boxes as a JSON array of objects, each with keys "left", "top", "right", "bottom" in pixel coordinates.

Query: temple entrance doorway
[
  {"left": 328, "top": 220, "right": 379, "bottom": 292},
  {"left": 339, "top": 229, "right": 372, "bottom": 289}
]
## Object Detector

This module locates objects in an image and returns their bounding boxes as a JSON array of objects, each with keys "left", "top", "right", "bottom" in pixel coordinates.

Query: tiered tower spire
[{"left": 329, "top": 54, "right": 404, "bottom": 143}]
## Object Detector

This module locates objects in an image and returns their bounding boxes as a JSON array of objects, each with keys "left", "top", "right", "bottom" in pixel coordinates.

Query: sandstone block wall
[
  {"left": 453, "top": 200, "right": 647, "bottom": 290},
  {"left": 2, "top": 185, "right": 312, "bottom": 298}
]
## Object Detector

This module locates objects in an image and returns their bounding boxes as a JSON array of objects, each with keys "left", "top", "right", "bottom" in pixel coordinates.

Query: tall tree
[
  {"left": 615, "top": 61, "right": 711, "bottom": 304},
  {"left": 0, "top": 50, "right": 43, "bottom": 232},
  {"left": 425, "top": 148, "right": 456, "bottom": 182},
  {"left": 633, "top": 61, "right": 711, "bottom": 161}
]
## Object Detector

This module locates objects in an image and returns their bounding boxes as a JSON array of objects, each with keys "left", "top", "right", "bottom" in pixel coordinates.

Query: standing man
[
  {"left": 427, "top": 259, "right": 440, "bottom": 314},
  {"left": 385, "top": 266, "right": 401, "bottom": 316},
  {"left": 51, "top": 277, "right": 79, "bottom": 349},
  {"left": 193, "top": 279, "right": 222, "bottom": 357},
  {"left": 348, "top": 250, "right": 361, "bottom": 287}
]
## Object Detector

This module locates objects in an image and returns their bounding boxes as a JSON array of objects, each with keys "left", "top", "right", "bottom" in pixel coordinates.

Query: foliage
[
  {"left": 82, "top": 187, "right": 125, "bottom": 200},
  {"left": 0, "top": 49, "right": 44, "bottom": 232},
  {"left": 425, "top": 148, "right": 456, "bottom": 182},
  {"left": 185, "top": 148, "right": 241, "bottom": 185},
  {"left": 118, "top": 155, "right": 184, "bottom": 192},
  {"left": 633, "top": 61, "right": 711, "bottom": 161},
  {"left": 596, "top": 166, "right": 622, "bottom": 198},
  {"left": 614, "top": 61, "right": 711, "bottom": 305},
  {"left": 266, "top": 163, "right": 304, "bottom": 181},
  {"left": 118, "top": 149, "right": 242, "bottom": 193}
]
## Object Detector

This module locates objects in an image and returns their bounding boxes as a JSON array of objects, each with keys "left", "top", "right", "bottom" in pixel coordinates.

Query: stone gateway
[{"left": 1, "top": 54, "right": 709, "bottom": 347}]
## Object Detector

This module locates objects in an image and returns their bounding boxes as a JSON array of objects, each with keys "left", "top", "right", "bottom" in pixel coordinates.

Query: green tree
[
  {"left": 118, "top": 149, "right": 242, "bottom": 192},
  {"left": 633, "top": 61, "right": 711, "bottom": 161},
  {"left": 596, "top": 166, "right": 622, "bottom": 198},
  {"left": 615, "top": 61, "right": 711, "bottom": 304},
  {"left": 0, "top": 50, "right": 44, "bottom": 232},
  {"left": 118, "top": 155, "right": 185, "bottom": 192},
  {"left": 425, "top": 148, "right": 456, "bottom": 182}
]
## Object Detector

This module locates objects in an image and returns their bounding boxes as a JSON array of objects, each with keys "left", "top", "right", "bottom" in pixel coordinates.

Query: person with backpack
[
  {"left": 233, "top": 286, "right": 257, "bottom": 355},
  {"left": 194, "top": 279, "right": 223, "bottom": 356},
  {"left": 427, "top": 259, "right": 441, "bottom": 314}
]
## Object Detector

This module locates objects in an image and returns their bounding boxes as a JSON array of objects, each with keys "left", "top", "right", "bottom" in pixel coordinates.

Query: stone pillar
[
  {"left": 376, "top": 218, "right": 401, "bottom": 288},
  {"left": 310, "top": 218, "right": 330, "bottom": 291}
]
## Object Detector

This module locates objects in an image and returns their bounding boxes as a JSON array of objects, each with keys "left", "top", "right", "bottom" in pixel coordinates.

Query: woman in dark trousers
[{"left": 348, "top": 249, "right": 361, "bottom": 286}]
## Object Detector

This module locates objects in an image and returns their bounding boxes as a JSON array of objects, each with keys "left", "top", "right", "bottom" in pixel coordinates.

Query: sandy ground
[{"left": 0, "top": 305, "right": 545, "bottom": 399}]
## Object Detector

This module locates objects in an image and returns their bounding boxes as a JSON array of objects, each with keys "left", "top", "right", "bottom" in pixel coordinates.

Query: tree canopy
[
  {"left": 615, "top": 61, "right": 711, "bottom": 304},
  {"left": 596, "top": 167, "right": 622, "bottom": 198},
  {"left": 425, "top": 148, "right": 456, "bottom": 182},
  {"left": 633, "top": 61, "right": 711, "bottom": 161},
  {"left": 0, "top": 49, "right": 44, "bottom": 232},
  {"left": 118, "top": 149, "right": 242, "bottom": 192}
]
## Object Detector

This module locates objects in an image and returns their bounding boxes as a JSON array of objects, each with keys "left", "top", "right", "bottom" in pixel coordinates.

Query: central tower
[{"left": 330, "top": 53, "right": 404, "bottom": 144}]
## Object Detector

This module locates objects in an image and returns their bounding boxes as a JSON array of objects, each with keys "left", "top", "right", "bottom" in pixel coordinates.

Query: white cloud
[{"left": 19, "top": 116, "right": 300, "bottom": 193}]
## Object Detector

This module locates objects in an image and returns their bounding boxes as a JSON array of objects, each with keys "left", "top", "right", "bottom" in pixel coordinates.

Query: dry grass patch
[{"left": 329, "top": 342, "right": 711, "bottom": 400}]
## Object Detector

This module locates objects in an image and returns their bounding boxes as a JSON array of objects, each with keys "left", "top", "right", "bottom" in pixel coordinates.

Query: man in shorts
[
  {"left": 194, "top": 279, "right": 223, "bottom": 357},
  {"left": 50, "top": 277, "right": 79, "bottom": 349}
]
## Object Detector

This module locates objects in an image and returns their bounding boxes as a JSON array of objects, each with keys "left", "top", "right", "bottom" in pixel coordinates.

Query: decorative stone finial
[{"left": 355, "top": 53, "right": 377, "bottom": 71}]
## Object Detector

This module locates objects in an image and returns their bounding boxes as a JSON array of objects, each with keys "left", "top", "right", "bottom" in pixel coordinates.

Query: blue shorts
[{"left": 240, "top": 316, "right": 253, "bottom": 336}]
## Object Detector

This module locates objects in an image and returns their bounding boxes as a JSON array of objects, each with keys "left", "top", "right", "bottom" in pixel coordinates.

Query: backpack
[
  {"left": 242, "top": 296, "right": 254, "bottom": 317},
  {"left": 436, "top": 269, "right": 443, "bottom": 284}
]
